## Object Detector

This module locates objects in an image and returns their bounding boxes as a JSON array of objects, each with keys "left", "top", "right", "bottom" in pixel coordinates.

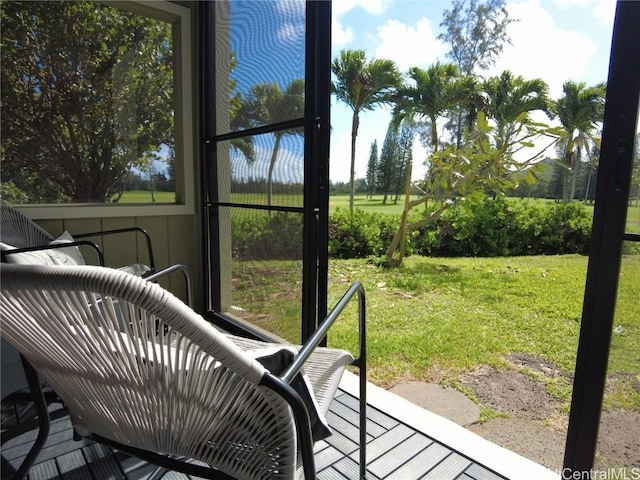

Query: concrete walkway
[{"left": 389, "top": 382, "right": 480, "bottom": 426}]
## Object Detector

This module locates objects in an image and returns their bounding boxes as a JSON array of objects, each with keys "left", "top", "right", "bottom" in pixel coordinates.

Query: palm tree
[
  {"left": 392, "top": 62, "right": 477, "bottom": 153},
  {"left": 332, "top": 49, "right": 401, "bottom": 212},
  {"left": 556, "top": 80, "right": 606, "bottom": 202},
  {"left": 229, "top": 52, "right": 255, "bottom": 161},
  {"left": 482, "top": 70, "right": 551, "bottom": 153},
  {"left": 243, "top": 79, "right": 304, "bottom": 206}
]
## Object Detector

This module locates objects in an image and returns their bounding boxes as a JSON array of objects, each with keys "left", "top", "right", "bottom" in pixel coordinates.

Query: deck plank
[
  {"left": 328, "top": 401, "right": 388, "bottom": 438},
  {"left": 421, "top": 452, "right": 471, "bottom": 479},
  {"left": 330, "top": 455, "right": 370, "bottom": 480},
  {"left": 367, "top": 433, "right": 436, "bottom": 479},
  {"left": 464, "top": 463, "right": 508, "bottom": 480},
  {"left": 317, "top": 466, "right": 349, "bottom": 480},
  {"left": 334, "top": 394, "right": 399, "bottom": 431},
  {"left": 26, "top": 459, "right": 60, "bottom": 480},
  {"left": 56, "top": 450, "right": 91, "bottom": 480},
  {"left": 322, "top": 429, "right": 359, "bottom": 456},
  {"left": 314, "top": 445, "right": 348, "bottom": 472},
  {"left": 364, "top": 423, "right": 423, "bottom": 462},
  {"left": 82, "top": 444, "right": 122, "bottom": 479},
  {"left": 384, "top": 443, "right": 451, "bottom": 480}
]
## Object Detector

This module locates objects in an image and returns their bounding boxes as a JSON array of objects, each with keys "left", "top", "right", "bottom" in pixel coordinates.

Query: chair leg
[
  {"left": 358, "top": 287, "right": 367, "bottom": 480},
  {"left": 14, "top": 356, "right": 51, "bottom": 480}
]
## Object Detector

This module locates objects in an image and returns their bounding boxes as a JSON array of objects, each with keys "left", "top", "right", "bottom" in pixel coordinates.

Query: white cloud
[
  {"left": 592, "top": 0, "right": 615, "bottom": 27},
  {"left": 333, "top": 17, "right": 354, "bottom": 47},
  {"left": 375, "top": 18, "right": 447, "bottom": 71},
  {"left": 274, "top": 0, "right": 305, "bottom": 46},
  {"left": 277, "top": 22, "right": 305, "bottom": 45},
  {"left": 333, "top": 0, "right": 393, "bottom": 17},
  {"left": 554, "top": 0, "right": 591, "bottom": 8},
  {"left": 554, "top": 0, "right": 615, "bottom": 27},
  {"left": 274, "top": 0, "right": 305, "bottom": 19},
  {"left": 485, "top": 0, "right": 597, "bottom": 99}
]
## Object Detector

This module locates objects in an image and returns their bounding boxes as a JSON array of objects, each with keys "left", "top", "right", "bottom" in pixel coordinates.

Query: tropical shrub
[
  {"left": 328, "top": 209, "right": 399, "bottom": 258},
  {"left": 424, "top": 198, "right": 591, "bottom": 257},
  {"left": 232, "top": 212, "right": 303, "bottom": 260},
  {"left": 230, "top": 199, "right": 593, "bottom": 260}
]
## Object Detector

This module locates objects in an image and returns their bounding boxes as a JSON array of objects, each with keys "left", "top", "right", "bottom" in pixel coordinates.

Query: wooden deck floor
[{"left": 1, "top": 386, "right": 506, "bottom": 480}]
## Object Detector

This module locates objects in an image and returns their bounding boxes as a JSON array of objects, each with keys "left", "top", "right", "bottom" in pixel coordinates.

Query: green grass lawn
[
  {"left": 230, "top": 253, "right": 639, "bottom": 413},
  {"left": 324, "top": 254, "right": 640, "bottom": 412},
  {"left": 330, "top": 194, "right": 423, "bottom": 215},
  {"left": 115, "top": 190, "right": 175, "bottom": 203}
]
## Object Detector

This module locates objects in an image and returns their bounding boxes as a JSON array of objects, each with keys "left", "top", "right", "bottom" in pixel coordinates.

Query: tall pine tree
[
  {"left": 366, "top": 140, "right": 378, "bottom": 199},
  {"left": 376, "top": 126, "right": 398, "bottom": 205}
]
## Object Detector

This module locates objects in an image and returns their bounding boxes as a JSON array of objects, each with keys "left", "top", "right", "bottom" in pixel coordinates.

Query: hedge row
[
  {"left": 330, "top": 197, "right": 593, "bottom": 258},
  {"left": 231, "top": 197, "right": 593, "bottom": 260}
]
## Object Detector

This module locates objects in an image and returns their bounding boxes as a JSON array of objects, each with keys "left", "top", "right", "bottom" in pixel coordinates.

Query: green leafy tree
[
  {"left": 229, "top": 52, "right": 254, "bottom": 161},
  {"left": 392, "top": 127, "right": 414, "bottom": 204},
  {"left": 241, "top": 79, "right": 304, "bottom": 207},
  {"left": 438, "top": 0, "right": 515, "bottom": 147},
  {"left": 555, "top": 81, "right": 606, "bottom": 202},
  {"left": 376, "top": 126, "right": 398, "bottom": 205},
  {"left": 385, "top": 112, "right": 559, "bottom": 265},
  {"left": 366, "top": 140, "right": 378, "bottom": 199},
  {"left": 392, "top": 62, "right": 477, "bottom": 153},
  {"left": 439, "top": 0, "right": 514, "bottom": 74},
  {"left": 332, "top": 49, "right": 402, "bottom": 211},
  {"left": 481, "top": 70, "right": 559, "bottom": 174},
  {"left": 1, "top": 1, "right": 174, "bottom": 203}
]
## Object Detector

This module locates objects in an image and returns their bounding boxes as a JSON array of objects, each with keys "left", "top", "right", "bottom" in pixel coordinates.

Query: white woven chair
[{"left": 0, "top": 264, "right": 366, "bottom": 480}]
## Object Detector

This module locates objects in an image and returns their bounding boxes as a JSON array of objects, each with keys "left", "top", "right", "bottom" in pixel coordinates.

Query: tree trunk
[
  {"left": 349, "top": 112, "right": 359, "bottom": 212},
  {"left": 562, "top": 141, "right": 574, "bottom": 202},
  {"left": 268, "top": 134, "right": 282, "bottom": 209},
  {"left": 431, "top": 114, "right": 439, "bottom": 153},
  {"left": 397, "top": 162, "right": 413, "bottom": 264},
  {"left": 569, "top": 146, "right": 582, "bottom": 202}
]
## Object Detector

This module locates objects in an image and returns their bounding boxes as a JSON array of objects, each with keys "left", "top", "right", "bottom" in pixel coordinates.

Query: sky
[{"left": 328, "top": 0, "right": 618, "bottom": 183}]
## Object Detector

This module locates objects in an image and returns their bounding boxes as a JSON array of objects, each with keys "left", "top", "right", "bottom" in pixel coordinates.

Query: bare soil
[{"left": 459, "top": 353, "right": 640, "bottom": 471}]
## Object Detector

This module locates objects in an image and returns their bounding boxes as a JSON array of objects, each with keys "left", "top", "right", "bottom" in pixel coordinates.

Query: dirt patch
[
  {"left": 506, "top": 352, "right": 573, "bottom": 380},
  {"left": 468, "top": 417, "right": 565, "bottom": 471},
  {"left": 459, "top": 355, "right": 640, "bottom": 470},
  {"left": 461, "top": 365, "right": 561, "bottom": 421},
  {"left": 595, "top": 410, "right": 640, "bottom": 469}
]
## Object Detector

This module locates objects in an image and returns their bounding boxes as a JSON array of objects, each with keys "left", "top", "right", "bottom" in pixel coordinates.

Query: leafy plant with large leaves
[
  {"left": 385, "top": 110, "right": 561, "bottom": 264},
  {"left": 1, "top": 1, "right": 174, "bottom": 203},
  {"left": 481, "top": 70, "right": 553, "bottom": 154}
]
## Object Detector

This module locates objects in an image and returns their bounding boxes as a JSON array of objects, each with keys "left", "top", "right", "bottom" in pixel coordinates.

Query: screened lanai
[{"left": 1, "top": 1, "right": 639, "bottom": 479}]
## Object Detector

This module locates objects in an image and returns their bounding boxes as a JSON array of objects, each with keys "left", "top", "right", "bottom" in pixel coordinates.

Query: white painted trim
[
  {"left": 339, "top": 371, "right": 558, "bottom": 480},
  {"left": 16, "top": 203, "right": 194, "bottom": 220}
]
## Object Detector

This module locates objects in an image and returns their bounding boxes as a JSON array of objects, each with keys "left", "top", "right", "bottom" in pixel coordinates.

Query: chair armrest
[
  {"left": 73, "top": 227, "right": 155, "bottom": 272},
  {"left": 281, "top": 282, "right": 366, "bottom": 384},
  {"left": 1, "top": 241, "right": 104, "bottom": 265},
  {"left": 144, "top": 264, "right": 193, "bottom": 307}
]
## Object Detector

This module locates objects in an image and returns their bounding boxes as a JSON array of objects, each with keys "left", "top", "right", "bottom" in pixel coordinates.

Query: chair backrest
[
  {"left": 0, "top": 202, "right": 54, "bottom": 398},
  {"left": 0, "top": 264, "right": 298, "bottom": 480},
  {"left": 0, "top": 201, "right": 54, "bottom": 248}
]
